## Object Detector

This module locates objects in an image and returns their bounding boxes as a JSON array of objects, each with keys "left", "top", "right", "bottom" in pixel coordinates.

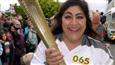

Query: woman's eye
[
  {"left": 64, "top": 15, "right": 72, "bottom": 19},
  {"left": 76, "top": 16, "right": 84, "bottom": 19}
]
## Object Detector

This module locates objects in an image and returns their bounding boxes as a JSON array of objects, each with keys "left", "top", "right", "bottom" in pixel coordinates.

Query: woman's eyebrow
[
  {"left": 64, "top": 12, "right": 83, "bottom": 16},
  {"left": 63, "top": 12, "right": 72, "bottom": 15},
  {"left": 75, "top": 13, "right": 83, "bottom": 16}
]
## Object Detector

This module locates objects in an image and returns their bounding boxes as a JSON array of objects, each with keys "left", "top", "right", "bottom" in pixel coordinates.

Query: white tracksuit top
[{"left": 31, "top": 35, "right": 114, "bottom": 65}]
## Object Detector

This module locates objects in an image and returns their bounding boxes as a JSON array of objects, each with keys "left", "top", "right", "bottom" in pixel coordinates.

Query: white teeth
[
  {"left": 71, "top": 28, "right": 78, "bottom": 31},
  {"left": 69, "top": 28, "right": 79, "bottom": 31}
]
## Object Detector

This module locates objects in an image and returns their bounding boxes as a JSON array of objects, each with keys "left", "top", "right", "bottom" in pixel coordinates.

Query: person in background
[
  {"left": 0, "top": 31, "right": 14, "bottom": 65},
  {"left": 0, "top": 13, "right": 6, "bottom": 35},
  {"left": 16, "top": 14, "right": 27, "bottom": 30},
  {"left": 11, "top": 19, "right": 25, "bottom": 65},
  {"left": 0, "top": 37, "right": 3, "bottom": 65},
  {"left": 91, "top": 11, "right": 110, "bottom": 49},
  {"left": 31, "top": 0, "right": 114, "bottom": 65},
  {"left": 100, "top": 12, "right": 106, "bottom": 24},
  {"left": 91, "top": 11, "right": 106, "bottom": 41},
  {"left": 21, "top": 52, "right": 33, "bottom": 65},
  {"left": 24, "top": 18, "right": 40, "bottom": 53},
  {"left": 0, "top": 43, "right": 3, "bottom": 65}
]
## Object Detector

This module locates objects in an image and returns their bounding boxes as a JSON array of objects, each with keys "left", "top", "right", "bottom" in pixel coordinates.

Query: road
[{"left": 109, "top": 42, "right": 115, "bottom": 62}]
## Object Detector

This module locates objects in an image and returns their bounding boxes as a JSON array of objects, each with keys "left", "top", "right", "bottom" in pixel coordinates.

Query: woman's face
[
  {"left": 92, "top": 12, "right": 100, "bottom": 32},
  {"left": 26, "top": 19, "right": 32, "bottom": 27},
  {"left": 2, "top": 33, "right": 6, "bottom": 41},
  {"left": 62, "top": 6, "right": 86, "bottom": 43},
  {"left": 14, "top": 20, "right": 21, "bottom": 29}
]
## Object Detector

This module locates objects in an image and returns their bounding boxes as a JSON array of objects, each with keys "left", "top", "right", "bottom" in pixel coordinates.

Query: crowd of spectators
[{"left": 0, "top": 11, "right": 40, "bottom": 65}]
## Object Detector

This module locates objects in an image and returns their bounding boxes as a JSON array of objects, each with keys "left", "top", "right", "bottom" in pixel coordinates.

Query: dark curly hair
[{"left": 52, "top": 0, "right": 95, "bottom": 37}]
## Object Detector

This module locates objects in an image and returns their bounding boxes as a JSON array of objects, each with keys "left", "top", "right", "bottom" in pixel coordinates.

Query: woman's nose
[{"left": 70, "top": 17, "right": 78, "bottom": 25}]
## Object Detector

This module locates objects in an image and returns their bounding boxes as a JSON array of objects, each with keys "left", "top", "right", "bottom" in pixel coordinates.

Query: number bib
[{"left": 72, "top": 55, "right": 91, "bottom": 65}]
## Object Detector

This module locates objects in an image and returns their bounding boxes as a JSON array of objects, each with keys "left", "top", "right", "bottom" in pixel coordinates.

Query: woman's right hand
[{"left": 45, "top": 48, "right": 64, "bottom": 65}]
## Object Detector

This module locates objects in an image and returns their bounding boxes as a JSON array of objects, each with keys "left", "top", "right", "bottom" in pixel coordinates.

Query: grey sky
[
  {"left": 0, "top": 0, "right": 108, "bottom": 12},
  {"left": 0, "top": 0, "right": 19, "bottom": 12},
  {"left": 85, "top": 0, "right": 108, "bottom": 13}
]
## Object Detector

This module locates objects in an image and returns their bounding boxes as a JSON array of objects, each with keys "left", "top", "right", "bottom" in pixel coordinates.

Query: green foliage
[
  {"left": 5, "top": 12, "right": 15, "bottom": 16},
  {"left": 13, "top": 4, "right": 26, "bottom": 18},
  {"left": 5, "top": 4, "right": 26, "bottom": 19},
  {"left": 5, "top": 0, "right": 60, "bottom": 19},
  {"left": 38, "top": 0, "right": 60, "bottom": 18}
]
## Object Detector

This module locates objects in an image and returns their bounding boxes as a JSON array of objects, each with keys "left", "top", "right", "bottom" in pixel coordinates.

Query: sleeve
[
  {"left": 102, "top": 51, "right": 114, "bottom": 65},
  {"left": 31, "top": 41, "right": 47, "bottom": 65},
  {"left": 96, "top": 49, "right": 114, "bottom": 65}
]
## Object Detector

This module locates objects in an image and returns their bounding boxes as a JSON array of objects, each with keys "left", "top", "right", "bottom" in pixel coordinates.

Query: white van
[{"left": 106, "top": 7, "right": 115, "bottom": 40}]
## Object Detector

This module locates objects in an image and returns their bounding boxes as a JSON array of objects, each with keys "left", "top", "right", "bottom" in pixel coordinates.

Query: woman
[
  {"left": 31, "top": 0, "right": 114, "bottom": 65},
  {"left": 0, "top": 31, "right": 14, "bottom": 65},
  {"left": 91, "top": 11, "right": 106, "bottom": 41},
  {"left": 12, "top": 19, "right": 25, "bottom": 65},
  {"left": 91, "top": 11, "right": 111, "bottom": 49}
]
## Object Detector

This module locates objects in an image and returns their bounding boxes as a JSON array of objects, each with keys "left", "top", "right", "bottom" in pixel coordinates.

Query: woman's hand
[{"left": 45, "top": 48, "right": 64, "bottom": 65}]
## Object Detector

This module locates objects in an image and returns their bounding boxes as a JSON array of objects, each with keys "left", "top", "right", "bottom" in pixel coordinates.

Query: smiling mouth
[{"left": 68, "top": 27, "right": 80, "bottom": 32}]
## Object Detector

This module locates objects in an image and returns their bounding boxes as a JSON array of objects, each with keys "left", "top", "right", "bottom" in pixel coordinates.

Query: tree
[
  {"left": 5, "top": 3, "right": 26, "bottom": 19},
  {"left": 38, "top": 0, "right": 60, "bottom": 18},
  {"left": 5, "top": 0, "right": 60, "bottom": 19},
  {"left": 13, "top": 4, "right": 26, "bottom": 18}
]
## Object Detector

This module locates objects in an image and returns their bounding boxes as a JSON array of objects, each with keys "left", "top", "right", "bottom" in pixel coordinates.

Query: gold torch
[{"left": 18, "top": 0, "right": 66, "bottom": 65}]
